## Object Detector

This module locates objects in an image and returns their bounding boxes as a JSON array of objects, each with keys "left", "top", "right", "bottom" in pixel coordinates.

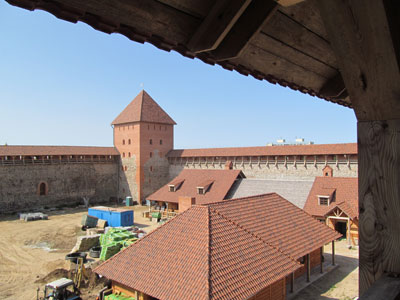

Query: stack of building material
[
  {"left": 81, "top": 214, "right": 98, "bottom": 228},
  {"left": 71, "top": 235, "right": 101, "bottom": 252},
  {"left": 99, "top": 228, "right": 138, "bottom": 261},
  {"left": 19, "top": 212, "right": 48, "bottom": 221}
]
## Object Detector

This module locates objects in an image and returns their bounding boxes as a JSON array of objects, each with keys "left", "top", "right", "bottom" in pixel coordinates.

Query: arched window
[
  {"left": 128, "top": 152, "right": 131, "bottom": 158},
  {"left": 128, "top": 139, "right": 131, "bottom": 145},
  {"left": 160, "top": 139, "right": 163, "bottom": 145},
  {"left": 150, "top": 139, "right": 153, "bottom": 145},
  {"left": 122, "top": 139, "right": 125, "bottom": 145},
  {"left": 124, "top": 166, "right": 128, "bottom": 171},
  {"left": 38, "top": 182, "right": 48, "bottom": 196},
  {"left": 123, "top": 152, "right": 125, "bottom": 158}
]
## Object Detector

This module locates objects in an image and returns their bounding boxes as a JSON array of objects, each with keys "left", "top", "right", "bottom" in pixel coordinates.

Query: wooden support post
[
  {"left": 290, "top": 272, "right": 294, "bottom": 293},
  {"left": 306, "top": 253, "right": 311, "bottom": 282},
  {"left": 332, "top": 241, "right": 335, "bottom": 266},
  {"left": 320, "top": 247, "right": 324, "bottom": 274},
  {"left": 318, "top": 0, "right": 400, "bottom": 295}
]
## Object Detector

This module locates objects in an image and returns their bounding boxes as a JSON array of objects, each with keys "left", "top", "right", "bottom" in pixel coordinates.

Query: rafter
[
  {"left": 211, "top": 0, "right": 277, "bottom": 61},
  {"left": 187, "top": 0, "right": 252, "bottom": 53}
]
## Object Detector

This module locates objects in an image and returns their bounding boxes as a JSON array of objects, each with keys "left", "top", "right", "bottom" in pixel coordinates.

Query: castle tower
[{"left": 112, "top": 90, "right": 176, "bottom": 203}]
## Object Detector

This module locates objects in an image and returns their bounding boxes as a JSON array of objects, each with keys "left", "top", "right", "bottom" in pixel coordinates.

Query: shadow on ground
[{"left": 291, "top": 254, "right": 358, "bottom": 300}]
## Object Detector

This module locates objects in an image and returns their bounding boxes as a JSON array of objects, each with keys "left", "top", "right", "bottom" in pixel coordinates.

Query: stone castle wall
[
  {"left": 0, "top": 162, "right": 118, "bottom": 213},
  {"left": 169, "top": 161, "right": 358, "bottom": 181}
]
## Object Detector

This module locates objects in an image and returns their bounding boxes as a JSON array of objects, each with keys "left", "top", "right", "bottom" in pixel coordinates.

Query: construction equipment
[
  {"left": 73, "top": 257, "right": 87, "bottom": 289},
  {"left": 37, "top": 278, "right": 81, "bottom": 300}
]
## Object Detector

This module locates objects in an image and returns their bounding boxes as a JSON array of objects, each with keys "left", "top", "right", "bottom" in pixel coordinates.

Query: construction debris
[
  {"left": 81, "top": 214, "right": 98, "bottom": 228},
  {"left": 19, "top": 212, "right": 48, "bottom": 222}
]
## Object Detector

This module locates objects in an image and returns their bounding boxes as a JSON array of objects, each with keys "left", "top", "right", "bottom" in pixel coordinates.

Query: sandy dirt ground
[
  {"left": 0, "top": 205, "right": 157, "bottom": 300},
  {"left": 292, "top": 239, "right": 359, "bottom": 300}
]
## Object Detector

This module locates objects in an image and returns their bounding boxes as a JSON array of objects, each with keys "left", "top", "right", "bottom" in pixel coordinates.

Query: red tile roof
[
  {"left": 0, "top": 145, "right": 118, "bottom": 156},
  {"left": 167, "top": 143, "right": 357, "bottom": 158},
  {"left": 303, "top": 177, "right": 358, "bottom": 219},
  {"left": 208, "top": 193, "right": 341, "bottom": 260},
  {"left": 95, "top": 203, "right": 300, "bottom": 300},
  {"left": 112, "top": 90, "right": 176, "bottom": 125},
  {"left": 147, "top": 169, "right": 245, "bottom": 205}
]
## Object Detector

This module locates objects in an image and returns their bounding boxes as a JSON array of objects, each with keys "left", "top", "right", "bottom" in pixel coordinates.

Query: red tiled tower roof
[
  {"left": 95, "top": 204, "right": 300, "bottom": 300},
  {"left": 303, "top": 177, "right": 359, "bottom": 219},
  {"left": 112, "top": 90, "right": 176, "bottom": 125}
]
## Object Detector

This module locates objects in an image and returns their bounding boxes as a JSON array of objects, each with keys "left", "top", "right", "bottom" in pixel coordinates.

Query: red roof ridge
[{"left": 209, "top": 205, "right": 300, "bottom": 265}]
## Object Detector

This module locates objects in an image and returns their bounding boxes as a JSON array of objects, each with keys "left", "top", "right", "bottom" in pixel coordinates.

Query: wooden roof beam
[
  {"left": 188, "top": 0, "right": 252, "bottom": 53},
  {"left": 211, "top": 0, "right": 277, "bottom": 61}
]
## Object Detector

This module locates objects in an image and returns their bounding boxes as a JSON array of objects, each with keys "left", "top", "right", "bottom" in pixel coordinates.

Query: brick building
[
  {"left": 304, "top": 176, "right": 359, "bottom": 246},
  {"left": 95, "top": 193, "right": 340, "bottom": 300}
]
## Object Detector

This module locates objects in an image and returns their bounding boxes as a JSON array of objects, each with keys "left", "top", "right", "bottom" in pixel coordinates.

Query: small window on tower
[
  {"left": 160, "top": 139, "right": 163, "bottom": 145},
  {"left": 128, "top": 152, "right": 131, "bottom": 158},
  {"left": 128, "top": 139, "right": 131, "bottom": 145},
  {"left": 124, "top": 166, "right": 128, "bottom": 171},
  {"left": 150, "top": 166, "right": 153, "bottom": 172},
  {"left": 122, "top": 139, "right": 125, "bottom": 145},
  {"left": 159, "top": 125, "right": 161, "bottom": 130},
  {"left": 150, "top": 139, "right": 152, "bottom": 145},
  {"left": 123, "top": 152, "right": 125, "bottom": 158}
]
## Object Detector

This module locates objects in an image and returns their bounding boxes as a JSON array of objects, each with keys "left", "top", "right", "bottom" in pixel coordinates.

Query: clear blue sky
[{"left": 0, "top": 2, "right": 357, "bottom": 149}]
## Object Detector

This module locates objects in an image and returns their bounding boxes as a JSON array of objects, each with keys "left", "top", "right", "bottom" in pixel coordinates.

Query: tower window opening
[
  {"left": 123, "top": 152, "right": 125, "bottom": 158},
  {"left": 128, "top": 139, "right": 131, "bottom": 145},
  {"left": 122, "top": 139, "right": 125, "bottom": 145},
  {"left": 160, "top": 139, "right": 163, "bottom": 145},
  {"left": 128, "top": 152, "right": 131, "bottom": 158},
  {"left": 150, "top": 139, "right": 152, "bottom": 145}
]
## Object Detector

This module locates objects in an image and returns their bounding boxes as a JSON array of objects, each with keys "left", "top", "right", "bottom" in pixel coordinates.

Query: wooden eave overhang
[{"left": 6, "top": 0, "right": 352, "bottom": 108}]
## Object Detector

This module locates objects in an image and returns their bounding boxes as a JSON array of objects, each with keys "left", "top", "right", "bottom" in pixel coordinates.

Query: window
[
  {"left": 150, "top": 152, "right": 153, "bottom": 158},
  {"left": 319, "top": 196, "right": 329, "bottom": 206},
  {"left": 150, "top": 166, "right": 153, "bottom": 172},
  {"left": 150, "top": 139, "right": 152, "bottom": 145},
  {"left": 128, "top": 152, "right": 131, "bottom": 158},
  {"left": 160, "top": 139, "right": 163, "bottom": 145},
  {"left": 125, "top": 166, "right": 128, "bottom": 171},
  {"left": 38, "top": 182, "right": 48, "bottom": 196},
  {"left": 122, "top": 139, "right": 125, "bottom": 145},
  {"left": 148, "top": 125, "right": 150, "bottom": 130},
  {"left": 159, "top": 125, "right": 161, "bottom": 130},
  {"left": 128, "top": 139, "right": 131, "bottom": 145},
  {"left": 122, "top": 152, "right": 125, "bottom": 158},
  {"left": 197, "top": 187, "right": 205, "bottom": 195}
]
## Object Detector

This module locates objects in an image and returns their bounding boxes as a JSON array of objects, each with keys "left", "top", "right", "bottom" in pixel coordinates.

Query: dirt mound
[{"left": 35, "top": 268, "right": 70, "bottom": 284}]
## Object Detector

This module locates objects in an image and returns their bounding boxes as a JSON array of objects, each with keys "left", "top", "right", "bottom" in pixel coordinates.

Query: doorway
[{"left": 335, "top": 221, "right": 347, "bottom": 238}]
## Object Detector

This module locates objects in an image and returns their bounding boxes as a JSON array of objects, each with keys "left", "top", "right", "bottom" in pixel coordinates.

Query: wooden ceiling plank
[
  {"left": 51, "top": 0, "right": 201, "bottom": 45},
  {"left": 262, "top": 10, "right": 336, "bottom": 69},
  {"left": 211, "top": 0, "right": 277, "bottom": 61},
  {"left": 279, "top": 0, "right": 329, "bottom": 41},
  {"left": 232, "top": 43, "right": 327, "bottom": 92},
  {"left": 156, "top": 0, "right": 214, "bottom": 19},
  {"left": 251, "top": 33, "right": 337, "bottom": 79},
  {"left": 187, "top": 0, "right": 252, "bottom": 53}
]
